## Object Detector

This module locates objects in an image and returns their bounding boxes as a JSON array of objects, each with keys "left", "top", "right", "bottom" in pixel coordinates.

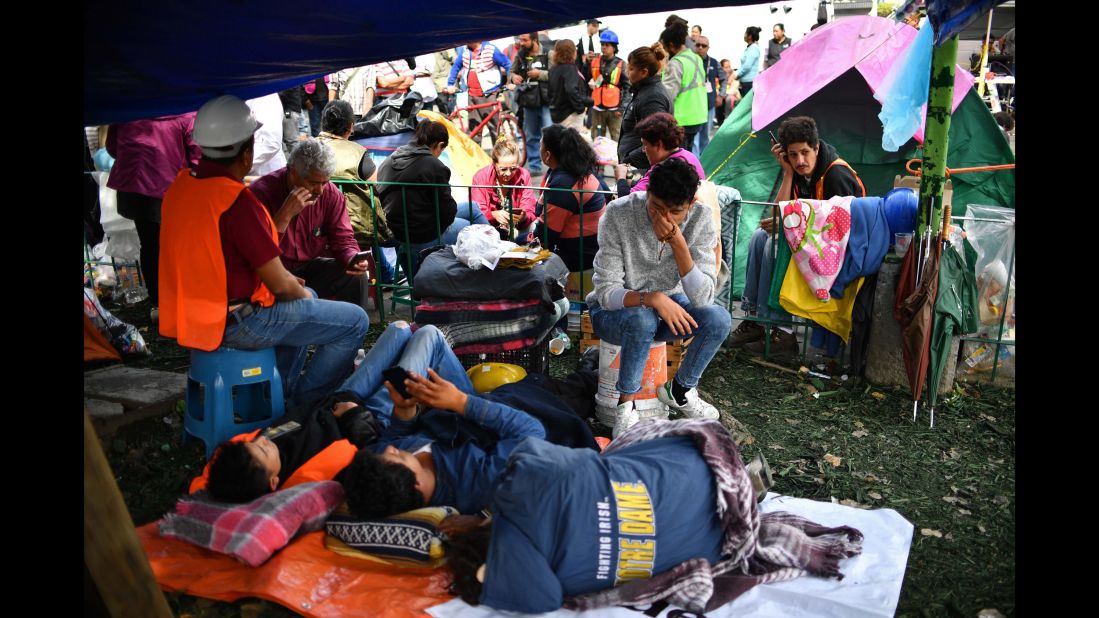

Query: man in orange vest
[
  {"left": 586, "top": 29, "right": 630, "bottom": 143},
  {"left": 159, "top": 95, "right": 370, "bottom": 410},
  {"left": 728, "top": 116, "right": 866, "bottom": 357}
]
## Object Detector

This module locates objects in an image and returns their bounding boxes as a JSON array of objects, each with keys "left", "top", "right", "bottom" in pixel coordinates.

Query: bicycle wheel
[{"left": 497, "top": 114, "right": 527, "bottom": 167}]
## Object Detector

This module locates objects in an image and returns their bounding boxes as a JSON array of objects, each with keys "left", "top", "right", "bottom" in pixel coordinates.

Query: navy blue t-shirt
[{"left": 480, "top": 437, "right": 724, "bottom": 613}]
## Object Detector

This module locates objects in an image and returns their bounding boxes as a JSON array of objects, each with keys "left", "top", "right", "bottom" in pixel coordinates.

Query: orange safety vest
[
  {"left": 590, "top": 56, "right": 623, "bottom": 109},
  {"left": 159, "top": 169, "right": 277, "bottom": 351},
  {"left": 189, "top": 430, "right": 358, "bottom": 494},
  {"left": 792, "top": 158, "right": 867, "bottom": 200}
]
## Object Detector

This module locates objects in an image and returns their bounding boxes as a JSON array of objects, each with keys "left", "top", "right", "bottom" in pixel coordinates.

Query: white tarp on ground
[{"left": 428, "top": 493, "right": 913, "bottom": 618}]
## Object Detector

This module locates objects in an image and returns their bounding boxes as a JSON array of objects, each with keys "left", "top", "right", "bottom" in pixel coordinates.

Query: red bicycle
[{"left": 447, "top": 93, "right": 527, "bottom": 166}]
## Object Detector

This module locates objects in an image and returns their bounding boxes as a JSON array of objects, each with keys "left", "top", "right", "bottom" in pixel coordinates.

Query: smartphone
[
  {"left": 257, "top": 420, "right": 301, "bottom": 442},
  {"left": 382, "top": 366, "right": 412, "bottom": 398},
  {"left": 767, "top": 130, "right": 778, "bottom": 145},
  {"left": 347, "top": 250, "right": 371, "bottom": 269}
]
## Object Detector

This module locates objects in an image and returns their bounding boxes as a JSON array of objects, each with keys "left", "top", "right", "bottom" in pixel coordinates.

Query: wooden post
[{"left": 84, "top": 410, "right": 172, "bottom": 617}]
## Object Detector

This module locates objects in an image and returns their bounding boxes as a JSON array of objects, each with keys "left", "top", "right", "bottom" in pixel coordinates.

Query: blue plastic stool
[{"left": 184, "top": 346, "right": 285, "bottom": 459}]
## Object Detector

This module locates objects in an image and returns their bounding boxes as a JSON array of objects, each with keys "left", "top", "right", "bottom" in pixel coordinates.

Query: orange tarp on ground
[{"left": 138, "top": 523, "right": 452, "bottom": 617}]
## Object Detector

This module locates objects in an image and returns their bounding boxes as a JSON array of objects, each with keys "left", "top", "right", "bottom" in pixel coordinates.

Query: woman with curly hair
[{"left": 613, "top": 112, "right": 705, "bottom": 198}]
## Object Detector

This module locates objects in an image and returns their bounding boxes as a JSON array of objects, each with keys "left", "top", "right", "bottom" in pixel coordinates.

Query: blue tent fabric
[
  {"left": 927, "top": 0, "right": 1010, "bottom": 45},
  {"left": 84, "top": 0, "right": 760, "bottom": 125}
]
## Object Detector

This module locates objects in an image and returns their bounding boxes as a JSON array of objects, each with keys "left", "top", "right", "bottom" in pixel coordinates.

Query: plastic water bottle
[
  {"left": 548, "top": 329, "right": 571, "bottom": 355},
  {"left": 353, "top": 348, "right": 366, "bottom": 368}
]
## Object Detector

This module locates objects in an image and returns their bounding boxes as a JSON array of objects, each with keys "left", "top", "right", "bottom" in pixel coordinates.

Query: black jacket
[
  {"left": 377, "top": 144, "right": 458, "bottom": 244},
  {"left": 618, "top": 74, "right": 673, "bottom": 170},
  {"left": 548, "top": 63, "right": 593, "bottom": 123},
  {"left": 511, "top": 47, "right": 551, "bottom": 109},
  {"left": 791, "top": 140, "right": 866, "bottom": 200}
]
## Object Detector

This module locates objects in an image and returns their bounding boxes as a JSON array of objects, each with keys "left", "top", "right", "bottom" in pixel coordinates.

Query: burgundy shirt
[
  {"left": 106, "top": 113, "right": 202, "bottom": 198},
  {"left": 192, "top": 160, "right": 282, "bottom": 301},
  {"left": 248, "top": 167, "right": 359, "bottom": 272}
]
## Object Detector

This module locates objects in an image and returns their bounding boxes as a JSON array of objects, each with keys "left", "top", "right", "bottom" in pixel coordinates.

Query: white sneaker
[
  {"left": 612, "top": 400, "right": 641, "bottom": 439},
  {"left": 657, "top": 382, "right": 720, "bottom": 420}
]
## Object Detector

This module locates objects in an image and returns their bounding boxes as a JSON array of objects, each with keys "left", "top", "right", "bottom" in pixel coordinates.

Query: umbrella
[
  {"left": 893, "top": 221, "right": 941, "bottom": 424},
  {"left": 926, "top": 243, "right": 979, "bottom": 425}
]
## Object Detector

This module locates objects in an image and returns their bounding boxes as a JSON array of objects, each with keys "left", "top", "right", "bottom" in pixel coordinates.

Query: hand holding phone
[
  {"left": 346, "top": 250, "right": 371, "bottom": 270},
  {"left": 382, "top": 366, "right": 412, "bottom": 398},
  {"left": 767, "top": 130, "right": 778, "bottom": 145}
]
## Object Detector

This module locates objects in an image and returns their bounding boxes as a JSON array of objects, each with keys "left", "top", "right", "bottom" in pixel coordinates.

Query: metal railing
[{"left": 335, "top": 178, "right": 615, "bottom": 323}]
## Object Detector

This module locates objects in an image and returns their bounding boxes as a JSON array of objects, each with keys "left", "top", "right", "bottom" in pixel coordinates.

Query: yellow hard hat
[{"left": 467, "top": 363, "right": 528, "bottom": 393}]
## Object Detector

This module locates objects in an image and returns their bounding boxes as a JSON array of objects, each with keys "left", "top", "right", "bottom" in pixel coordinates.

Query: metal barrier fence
[{"left": 335, "top": 178, "right": 616, "bottom": 323}]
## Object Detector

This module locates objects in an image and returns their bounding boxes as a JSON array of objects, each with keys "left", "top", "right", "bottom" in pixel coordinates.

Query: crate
[
  {"left": 455, "top": 336, "right": 550, "bottom": 375},
  {"left": 580, "top": 311, "right": 691, "bottom": 377}
]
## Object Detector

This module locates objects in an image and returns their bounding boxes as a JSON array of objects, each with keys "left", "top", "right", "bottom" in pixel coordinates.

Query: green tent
[{"left": 702, "top": 68, "right": 1015, "bottom": 297}]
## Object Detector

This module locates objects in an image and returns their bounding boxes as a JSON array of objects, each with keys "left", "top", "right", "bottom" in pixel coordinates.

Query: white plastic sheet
[{"left": 427, "top": 494, "right": 913, "bottom": 618}]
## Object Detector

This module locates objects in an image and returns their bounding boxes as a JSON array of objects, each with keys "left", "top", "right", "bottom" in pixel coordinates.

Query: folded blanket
[
  {"left": 564, "top": 419, "right": 863, "bottom": 614},
  {"left": 414, "top": 298, "right": 544, "bottom": 325},
  {"left": 159, "top": 480, "right": 345, "bottom": 567}
]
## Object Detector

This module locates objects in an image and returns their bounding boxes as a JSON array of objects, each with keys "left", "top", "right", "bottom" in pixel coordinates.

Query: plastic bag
[
  {"left": 83, "top": 287, "right": 150, "bottom": 357},
  {"left": 958, "top": 204, "right": 1015, "bottom": 379},
  {"left": 453, "top": 224, "right": 517, "bottom": 270},
  {"left": 591, "top": 136, "right": 619, "bottom": 166},
  {"left": 352, "top": 91, "right": 424, "bottom": 138},
  {"left": 95, "top": 171, "right": 143, "bottom": 262}
]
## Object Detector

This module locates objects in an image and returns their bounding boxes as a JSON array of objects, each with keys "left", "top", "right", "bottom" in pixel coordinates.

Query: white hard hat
[{"left": 193, "top": 95, "right": 262, "bottom": 156}]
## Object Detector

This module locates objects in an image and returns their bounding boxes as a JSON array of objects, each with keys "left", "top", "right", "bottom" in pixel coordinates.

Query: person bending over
[{"left": 587, "top": 157, "right": 731, "bottom": 437}]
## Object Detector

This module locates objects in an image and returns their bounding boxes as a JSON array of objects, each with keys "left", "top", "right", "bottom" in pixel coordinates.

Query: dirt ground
[{"left": 94, "top": 301, "right": 1014, "bottom": 617}]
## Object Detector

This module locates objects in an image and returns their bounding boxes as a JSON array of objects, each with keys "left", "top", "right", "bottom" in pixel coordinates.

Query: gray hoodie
[{"left": 587, "top": 192, "right": 717, "bottom": 310}]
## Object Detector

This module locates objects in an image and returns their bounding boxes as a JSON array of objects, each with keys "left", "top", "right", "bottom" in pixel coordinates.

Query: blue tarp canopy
[{"left": 85, "top": 0, "right": 758, "bottom": 125}]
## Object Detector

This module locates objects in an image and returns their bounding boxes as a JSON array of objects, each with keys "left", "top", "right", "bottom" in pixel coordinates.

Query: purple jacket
[
  {"left": 248, "top": 168, "right": 359, "bottom": 271},
  {"left": 631, "top": 148, "right": 706, "bottom": 194},
  {"left": 105, "top": 113, "right": 201, "bottom": 198}
]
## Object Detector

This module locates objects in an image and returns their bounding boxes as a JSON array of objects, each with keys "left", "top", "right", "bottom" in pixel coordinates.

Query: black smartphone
[
  {"left": 347, "top": 250, "right": 371, "bottom": 269},
  {"left": 382, "top": 366, "right": 412, "bottom": 398},
  {"left": 767, "top": 130, "right": 778, "bottom": 145}
]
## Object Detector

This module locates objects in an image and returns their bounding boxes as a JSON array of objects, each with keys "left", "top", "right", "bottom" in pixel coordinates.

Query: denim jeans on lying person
[
  {"left": 220, "top": 287, "right": 370, "bottom": 410},
  {"left": 741, "top": 228, "right": 793, "bottom": 324},
  {"left": 332, "top": 321, "right": 475, "bottom": 429},
  {"left": 589, "top": 293, "right": 732, "bottom": 395}
]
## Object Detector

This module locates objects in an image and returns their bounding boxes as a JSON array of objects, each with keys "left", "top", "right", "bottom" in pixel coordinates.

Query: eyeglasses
[
  {"left": 496, "top": 165, "right": 519, "bottom": 173},
  {"left": 696, "top": 43, "right": 708, "bottom": 48}
]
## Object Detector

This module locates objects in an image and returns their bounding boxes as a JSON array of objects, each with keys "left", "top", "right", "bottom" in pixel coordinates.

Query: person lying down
[{"left": 444, "top": 419, "right": 864, "bottom": 614}]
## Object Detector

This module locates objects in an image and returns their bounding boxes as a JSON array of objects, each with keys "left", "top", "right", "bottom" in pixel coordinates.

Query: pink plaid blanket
[{"left": 159, "top": 480, "right": 345, "bottom": 567}]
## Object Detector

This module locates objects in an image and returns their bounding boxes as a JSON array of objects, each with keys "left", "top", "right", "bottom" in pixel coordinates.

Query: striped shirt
[
  {"left": 534, "top": 169, "right": 607, "bottom": 272},
  {"left": 373, "top": 60, "right": 414, "bottom": 97},
  {"left": 330, "top": 66, "right": 378, "bottom": 116},
  {"left": 447, "top": 42, "right": 512, "bottom": 96}
]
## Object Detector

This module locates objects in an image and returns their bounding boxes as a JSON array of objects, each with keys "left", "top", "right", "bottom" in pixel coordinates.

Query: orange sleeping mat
[{"left": 138, "top": 523, "right": 453, "bottom": 617}]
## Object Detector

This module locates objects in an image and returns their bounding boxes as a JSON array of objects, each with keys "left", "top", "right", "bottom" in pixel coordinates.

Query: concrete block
[
  {"left": 864, "top": 259, "right": 958, "bottom": 395},
  {"left": 84, "top": 398, "right": 124, "bottom": 419},
  {"left": 83, "top": 366, "right": 186, "bottom": 410}
]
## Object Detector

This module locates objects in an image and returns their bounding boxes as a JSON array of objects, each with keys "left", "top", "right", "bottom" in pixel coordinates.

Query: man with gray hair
[
  {"left": 159, "top": 95, "right": 369, "bottom": 410},
  {"left": 249, "top": 138, "right": 368, "bottom": 306}
]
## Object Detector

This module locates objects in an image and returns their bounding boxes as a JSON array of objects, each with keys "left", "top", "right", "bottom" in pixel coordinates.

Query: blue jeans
[
  {"left": 335, "top": 322, "right": 474, "bottom": 427},
  {"left": 589, "top": 293, "right": 731, "bottom": 394},
  {"left": 308, "top": 105, "right": 324, "bottom": 137},
  {"left": 522, "top": 106, "right": 552, "bottom": 173},
  {"left": 694, "top": 107, "right": 716, "bottom": 156},
  {"left": 221, "top": 288, "right": 371, "bottom": 409},
  {"left": 741, "top": 228, "right": 792, "bottom": 323}
]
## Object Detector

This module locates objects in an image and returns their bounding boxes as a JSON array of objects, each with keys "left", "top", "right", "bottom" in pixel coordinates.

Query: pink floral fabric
[{"left": 782, "top": 196, "right": 853, "bottom": 301}]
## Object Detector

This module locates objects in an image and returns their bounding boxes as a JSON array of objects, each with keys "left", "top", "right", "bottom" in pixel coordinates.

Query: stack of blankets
[{"left": 412, "top": 247, "right": 571, "bottom": 358}]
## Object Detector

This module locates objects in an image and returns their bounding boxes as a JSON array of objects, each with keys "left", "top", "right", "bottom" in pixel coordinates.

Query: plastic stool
[{"left": 184, "top": 346, "right": 285, "bottom": 459}]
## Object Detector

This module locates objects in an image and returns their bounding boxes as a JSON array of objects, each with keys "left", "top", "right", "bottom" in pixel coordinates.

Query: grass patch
[{"left": 93, "top": 303, "right": 1014, "bottom": 617}]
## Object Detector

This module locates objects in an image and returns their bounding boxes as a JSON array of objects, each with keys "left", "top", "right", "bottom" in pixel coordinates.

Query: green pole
[{"left": 917, "top": 35, "right": 959, "bottom": 234}]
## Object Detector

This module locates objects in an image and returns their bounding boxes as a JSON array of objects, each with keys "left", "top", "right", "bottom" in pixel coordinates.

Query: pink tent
[{"left": 751, "top": 16, "right": 974, "bottom": 143}]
